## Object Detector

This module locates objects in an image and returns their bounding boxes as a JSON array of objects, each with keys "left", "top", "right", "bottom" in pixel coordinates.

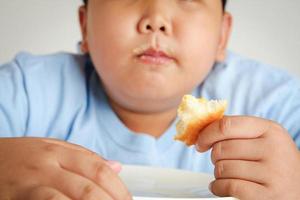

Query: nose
[{"left": 137, "top": 1, "right": 172, "bottom": 35}]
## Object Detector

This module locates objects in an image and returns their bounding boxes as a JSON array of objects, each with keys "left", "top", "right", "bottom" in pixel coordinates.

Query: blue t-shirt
[{"left": 1, "top": 51, "right": 300, "bottom": 174}]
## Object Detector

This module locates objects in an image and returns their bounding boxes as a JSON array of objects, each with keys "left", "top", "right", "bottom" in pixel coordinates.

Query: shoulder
[
  {"left": 212, "top": 51, "right": 298, "bottom": 88},
  {"left": 202, "top": 51, "right": 300, "bottom": 115},
  {"left": 225, "top": 51, "right": 300, "bottom": 100},
  {"left": 1, "top": 51, "right": 87, "bottom": 84},
  {"left": 224, "top": 51, "right": 297, "bottom": 83},
  {"left": 0, "top": 52, "right": 90, "bottom": 137},
  {"left": 202, "top": 51, "right": 300, "bottom": 141},
  {"left": 0, "top": 51, "right": 89, "bottom": 96},
  {"left": 9, "top": 51, "right": 85, "bottom": 77}
]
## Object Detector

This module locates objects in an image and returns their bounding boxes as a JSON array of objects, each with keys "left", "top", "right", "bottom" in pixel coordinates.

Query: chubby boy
[{"left": 0, "top": 0, "right": 300, "bottom": 199}]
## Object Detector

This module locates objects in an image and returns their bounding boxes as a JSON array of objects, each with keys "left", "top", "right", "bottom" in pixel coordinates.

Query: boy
[{"left": 0, "top": 0, "right": 300, "bottom": 199}]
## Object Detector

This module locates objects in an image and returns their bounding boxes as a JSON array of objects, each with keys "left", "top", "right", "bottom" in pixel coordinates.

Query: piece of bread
[{"left": 174, "top": 95, "right": 227, "bottom": 146}]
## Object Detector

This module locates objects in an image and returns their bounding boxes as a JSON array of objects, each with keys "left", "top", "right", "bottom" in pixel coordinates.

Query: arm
[{"left": 0, "top": 57, "right": 131, "bottom": 199}]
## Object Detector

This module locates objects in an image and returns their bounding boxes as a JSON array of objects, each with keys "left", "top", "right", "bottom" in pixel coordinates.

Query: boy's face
[{"left": 79, "top": 0, "right": 232, "bottom": 113}]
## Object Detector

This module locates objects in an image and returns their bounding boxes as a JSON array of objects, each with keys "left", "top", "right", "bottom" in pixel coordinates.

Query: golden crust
[{"left": 174, "top": 97, "right": 227, "bottom": 146}]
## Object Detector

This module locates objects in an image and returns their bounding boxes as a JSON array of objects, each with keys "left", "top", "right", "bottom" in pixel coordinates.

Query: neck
[{"left": 109, "top": 101, "right": 178, "bottom": 138}]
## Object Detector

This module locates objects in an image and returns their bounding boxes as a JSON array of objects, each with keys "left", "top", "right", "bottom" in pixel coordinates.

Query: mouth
[
  {"left": 133, "top": 43, "right": 176, "bottom": 66},
  {"left": 137, "top": 48, "right": 175, "bottom": 65}
]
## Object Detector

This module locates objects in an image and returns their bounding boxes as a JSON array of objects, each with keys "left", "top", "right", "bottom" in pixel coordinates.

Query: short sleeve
[{"left": 0, "top": 56, "right": 29, "bottom": 137}]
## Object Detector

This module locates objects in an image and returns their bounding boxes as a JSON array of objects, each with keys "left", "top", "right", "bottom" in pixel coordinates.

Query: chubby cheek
[
  {"left": 88, "top": 20, "right": 132, "bottom": 61},
  {"left": 182, "top": 46, "right": 216, "bottom": 87},
  {"left": 176, "top": 23, "right": 220, "bottom": 87},
  {"left": 87, "top": 14, "right": 136, "bottom": 83}
]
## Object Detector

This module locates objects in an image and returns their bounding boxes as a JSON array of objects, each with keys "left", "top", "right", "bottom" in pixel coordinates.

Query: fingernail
[{"left": 106, "top": 160, "right": 122, "bottom": 173}]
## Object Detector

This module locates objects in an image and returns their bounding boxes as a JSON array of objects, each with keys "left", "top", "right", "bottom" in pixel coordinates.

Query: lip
[{"left": 136, "top": 48, "right": 175, "bottom": 65}]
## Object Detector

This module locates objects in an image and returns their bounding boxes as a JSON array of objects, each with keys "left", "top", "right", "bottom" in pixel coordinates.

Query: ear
[
  {"left": 79, "top": 5, "right": 89, "bottom": 53},
  {"left": 216, "top": 12, "right": 233, "bottom": 62}
]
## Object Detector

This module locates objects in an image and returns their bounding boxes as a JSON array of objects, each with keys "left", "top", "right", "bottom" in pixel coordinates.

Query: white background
[{"left": 0, "top": 0, "right": 299, "bottom": 77}]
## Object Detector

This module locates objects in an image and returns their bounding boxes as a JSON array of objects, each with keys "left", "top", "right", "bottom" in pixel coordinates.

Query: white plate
[{"left": 119, "top": 165, "right": 236, "bottom": 200}]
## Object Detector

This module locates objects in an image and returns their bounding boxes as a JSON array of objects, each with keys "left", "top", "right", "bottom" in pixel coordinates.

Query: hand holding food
[
  {"left": 175, "top": 95, "right": 300, "bottom": 199},
  {"left": 175, "top": 95, "right": 227, "bottom": 146}
]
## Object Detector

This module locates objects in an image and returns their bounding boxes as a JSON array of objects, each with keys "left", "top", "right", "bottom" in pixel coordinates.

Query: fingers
[
  {"left": 214, "top": 160, "right": 269, "bottom": 184},
  {"left": 41, "top": 138, "right": 122, "bottom": 172},
  {"left": 210, "top": 179, "right": 267, "bottom": 200},
  {"left": 40, "top": 138, "right": 95, "bottom": 155},
  {"left": 4, "top": 138, "right": 130, "bottom": 200},
  {"left": 196, "top": 116, "right": 271, "bottom": 152},
  {"left": 211, "top": 138, "right": 266, "bottom": 164},
  {"left": 27, "top": 186, "right": 71, "bottom": 200},
  {"left": 52, "top": 168, "right": 114, "bottom": 200},
  {"left": 52, "top": 145, "right": 131, "bottom": 200}
]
